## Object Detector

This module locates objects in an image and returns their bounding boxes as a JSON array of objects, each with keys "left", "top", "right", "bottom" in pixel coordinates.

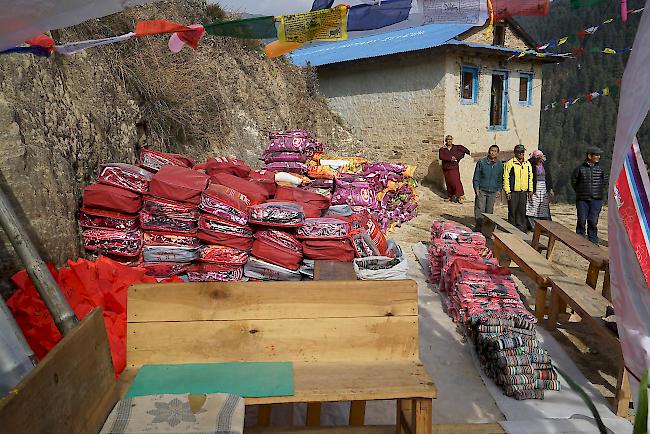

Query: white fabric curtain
[
  {"left": 609, "top": 0, "right": 650, "bottom": 414},
  {"left": 0, "top": 0, "right": 159, "bottom": 51}
]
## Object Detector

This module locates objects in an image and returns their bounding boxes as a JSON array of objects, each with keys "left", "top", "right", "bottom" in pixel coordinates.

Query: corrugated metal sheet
[{"left": 289, "top": 23, "right": 472, "bottom": 67}]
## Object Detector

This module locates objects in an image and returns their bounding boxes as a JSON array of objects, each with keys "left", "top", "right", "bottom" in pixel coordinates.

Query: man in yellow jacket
[{"left": 503, "top": 144, "right": 533, "bottom": 231}]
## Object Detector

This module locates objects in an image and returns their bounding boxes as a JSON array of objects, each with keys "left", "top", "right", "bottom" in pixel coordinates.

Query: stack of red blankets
[
  {"left": 78, "top": 131, "right": 403, "bottom": 282},
  {"left": 428, "top": 219, "right": 559, "bottom": 400}
]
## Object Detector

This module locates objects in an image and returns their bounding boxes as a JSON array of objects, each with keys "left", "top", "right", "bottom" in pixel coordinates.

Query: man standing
[
  {"left": 439, "top": 135, "right": 470, "bottom": 203},
  {"left": 503, "top": 144, "right": 533, "bottom": 232},
  {"left": 571, "top": 146, "right": 609, "bottom": 244},
  {"left": 473, "top": 145, "right": 504, "bottom": 231}
]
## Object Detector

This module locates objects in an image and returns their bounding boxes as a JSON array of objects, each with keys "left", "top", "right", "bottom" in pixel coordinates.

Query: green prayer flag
[
  {"left": 204, "top": 16, "right": 277, "bottom": 39},
  {"left": 570, "top": 0, "right": 606, "bottom": 9}
]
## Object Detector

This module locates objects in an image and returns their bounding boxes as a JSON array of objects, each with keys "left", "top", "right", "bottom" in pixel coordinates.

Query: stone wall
[
  {"left": 317, "top": 52, "right": 447, "bottom": 182},
  {"left": 459, "top": 23, "right": 530, "bottom": 51}
]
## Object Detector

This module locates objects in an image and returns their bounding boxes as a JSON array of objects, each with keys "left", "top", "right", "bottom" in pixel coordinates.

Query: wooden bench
[
  {"left": 481, "top": 213, "right": 531, "bottom": 243},
  {"left": 531, "top": 220, "right": 610, "bottom": 300},
  {"left": 0, "top": 309, "right": 118, "bottom": 434},
  {"left": 492, "top": 231, "right": 564, "bottom": 320},
  {"left": 121, "top": 280, "right": 437, "bottom": 433},
  {"left": 546, "top": 275, "right": 630, "bottom": 416}
]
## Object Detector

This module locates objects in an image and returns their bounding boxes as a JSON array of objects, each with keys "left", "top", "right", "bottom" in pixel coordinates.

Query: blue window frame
[
  {"left": 518, "top": 72, "right": 533, "bottom": 106},
  {"left": 489, "top": 70, "right": 508, "bottom": 131},
  {"left": 460, "top": 65, "right": 479, "bottom": 104}
]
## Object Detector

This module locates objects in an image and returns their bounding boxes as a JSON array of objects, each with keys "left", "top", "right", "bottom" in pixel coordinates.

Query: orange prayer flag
[{"left": 135, "top": 19, "right": 192, "bottom": 37}]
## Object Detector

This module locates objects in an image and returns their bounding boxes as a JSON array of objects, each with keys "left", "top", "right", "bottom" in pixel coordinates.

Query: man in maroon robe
[{"left": 438, "top": 135, "right": 471, "bottom": 203}]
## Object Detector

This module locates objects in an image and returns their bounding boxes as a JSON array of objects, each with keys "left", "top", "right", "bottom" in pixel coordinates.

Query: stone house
[{"left": 290, "top": 19, "right": 562, "bottom": 200}]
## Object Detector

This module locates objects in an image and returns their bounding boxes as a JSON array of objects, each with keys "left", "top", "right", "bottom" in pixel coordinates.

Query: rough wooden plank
[
  {"left": 482, "top": 213, "right": 531, "bottom": 242},
  {"left": 414, "top": 398, "right": 432, "bottom": 434},
  {"left": 586, "top": 263, "right": 600, "bottom": 290},
  {"left": 535, "top": 220, "right": 608, "bottom": 267},
  {"left": 247, "top": 361, "right": 436, "bottom": 404},
  {"left": 0, "top": 309, "right": 116, "bottom": 434},
  {"left": 128, "top": 317, "right": 419, "bottom": 367},
  {"left": 547, "top": 275, "right": 617, "bottom": 347},
  {"left": 314, "top": 261, "right": 358, "bottom": 281},
  {"left": 493, "top": 232, "right": 562, "bottom": 286},
  {"left": 128, "top": 281, "right": 417, "bottom": 322}
]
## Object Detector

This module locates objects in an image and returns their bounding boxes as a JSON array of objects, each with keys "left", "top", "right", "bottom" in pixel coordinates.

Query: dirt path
[{"left": 390, "top": 185, "right": 625, "bottom": 416}]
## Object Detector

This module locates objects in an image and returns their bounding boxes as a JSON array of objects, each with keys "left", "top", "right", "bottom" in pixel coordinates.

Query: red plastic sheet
[
  {"left": 6, "top": 257, "right": 181, "bottom": 377},
  {"left": 492, "top": 0, "right": 549, "bottom": 20}
]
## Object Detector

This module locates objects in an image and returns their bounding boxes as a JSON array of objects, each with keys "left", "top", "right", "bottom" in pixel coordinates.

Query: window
[
  {"left": 489, "top": 71, "right": 508, "bottom": 130},
  {"left": 493, "top": 24, "right": 506, "bottom": 46},
  {"left": 518, "top": 72, "right": 533, "bottom": 106},
  {"left": 460, "top": 65, "right": 478, "bottom": 104}
]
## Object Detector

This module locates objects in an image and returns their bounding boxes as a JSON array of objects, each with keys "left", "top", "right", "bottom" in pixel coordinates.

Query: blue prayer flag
[
  {"left": 0, "top": 46, "right": 50, "bottom": 57},
  {"left": 311, "top": 0, "right": 335, "bottom": 11},
  {"left": 348, "top": 0, "right": 412, "bottom": 31}
]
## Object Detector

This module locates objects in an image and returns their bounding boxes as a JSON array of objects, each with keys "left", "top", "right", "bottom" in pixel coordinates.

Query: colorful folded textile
[
  {"left": 243, "top": 256, "right": 302, "bottom": 281},
  {"left": 199, "top": 185, "right": 249, "bottom": 225},
  {"left": 143, "top": 231, "right": 200, "bottom": 248},
  {"left": 252, "top": 230, "right": 303, "bottom": 270},
  {"left": 206, "top": 156, "right": 251, "bottom": 178},
  {"left": 142, "top": 245, "right": 200, "bottom": 263},
  {"left": 142, "top": 196, "right": 199, "bottom": 220},
  {"left": 199, "top": 245, "right": 249, "bottom": 266},
  {"left": 79, "top": 208, "right": 139, "bottom": 231},
  {"left": 140, "top": 261, "right": 189, "bottom": 277},
  {"left": 83, "top": 183, "right": 143, "bottom": 214},
  {"left": 82, "top": 228, "right": 143, "bottom": 257},
  {"left": 149, "top": 165, "right": 209, "bottom": 203},
  {"left": 248, "top": 202, "right": 305, "bottom": 227},
  {"left": 186, "top": 263, "right": 244, "bottom": 282},
  {"left": 98, "top": 163, "right": 153, "bottom": 194},
  {"left": 140, "top": 209, "right": 198, "bottom": 233},
  {"left": 198, "top": 216, "right": 254, "bottom": 251},
  {"left": 140, "top": 148, "right": 194, "bottom": 172},
  {"left": 297, "top": 218, "right": 350, "bottom": 239}
]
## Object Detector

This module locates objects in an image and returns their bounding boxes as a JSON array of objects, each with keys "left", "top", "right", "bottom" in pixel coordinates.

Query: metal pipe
[
  {"left": 0, "top": 296, "right": 36, "bottom": 396},
  {"left": 0, "top": 182, "right": 78, "bottom": 335}
]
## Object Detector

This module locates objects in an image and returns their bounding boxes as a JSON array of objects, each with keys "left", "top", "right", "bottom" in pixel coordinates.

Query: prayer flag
[
  {"left": 348, "top": 0, "right": 412, "bottom": 31},
  {"left": 0, "top": 46, "right": 51, "bottom": 57},
  {"left": 558, "top": 37, "right": 568, "bottom": 45},
  {"left": 603, "top": 47, "right": 617, "bottom": 54},
  {"left": 570, "top": 0, "right": 605, "bottom": 9},
  {"left": 204, "top": 16, "right": 277, "bottom": 39},
  {"left": 169, "top": 25, "right": 205, "bottom": 52},
  {"left": 26, "top": 34, "right": 55, "bottom": 49},
  {"left": 420, "top": 0, "right": 488, "bottom": 25},
  {"left": 135, "top": 20, "right": 192, "bottom": 37},
  {"left": 55, "top": 32, "right": 134, "bottom": 55},
  {"left": 311, "top": 0, "right": 335, "bottom": 11},
  {"left": 277, "top": 6, "right": 348, "bottom": 43},
  {"left": 603, "top": 87, "right": 610, "bottom": 95}
]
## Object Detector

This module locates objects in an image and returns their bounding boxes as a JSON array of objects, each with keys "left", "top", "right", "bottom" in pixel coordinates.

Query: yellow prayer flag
[
  {"left": 602, "top": 18, "right": 614, "bottom": 24},
  {"left": 558, "top": 37, "right": 569, "bottom": 45},
  {"left": 603, "top": 87, "right": 610, "bottom": 95},
  {"left": 602, "top": 48, "right": 617, "bottom": 54},
  {"left": 277, "top": 5, "right": 348, "bottom": 44},
  {"left": 517, "top": 51, "right": 526, "bottom": 58}
]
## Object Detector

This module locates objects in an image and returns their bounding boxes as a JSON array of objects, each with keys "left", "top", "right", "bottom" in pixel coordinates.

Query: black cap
[
  {"left": 586, "top": 146, "right": 603, "bottom": 155},
  {"left": 514, "top": 144, "right": 525, "bottom": 152}
]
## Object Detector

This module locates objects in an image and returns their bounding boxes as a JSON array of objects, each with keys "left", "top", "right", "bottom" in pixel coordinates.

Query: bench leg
[
  {"left": 615, "top": 366, "right": 631, "bottom": 417},
  {"left": 306, "top": 402, "right": 321, "bottom": 426},
  {"left": 535, "top": 284, "right": 548, "bottom": 321},
  {"left": 396, "top": 399, "right": 412, "bottom": 434},
  {"left": 349, "top": 400, "right": 366, "bottom": 426},
  {"left": 482, "top": 220, "right": 496, "bottom": 239},
  {"left": 547, "top": 290, "right": 560, "bottom": 329},
  {"left": 413, "top": 398, "right": 432, "bottom": 434},
  {"left": 493, "top": 242, "right": 510, "bottom": 267},
  {"left": 257, "top": 404, "right": 272, "bottom": 426},
  {"left": 531, "top": 225, "right": 543, "bottom": 252},
  {"left": 586, "top": 263, "right": 600, "bottom": 290},
  {"left": 603, "top": 269, "right": 611, "bottom": 301},
  {"left": 545, "top": 235, "right": 557, "bottom": 260}
]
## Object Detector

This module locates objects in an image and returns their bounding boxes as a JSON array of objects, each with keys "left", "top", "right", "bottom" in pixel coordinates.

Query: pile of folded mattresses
[
  {"left": 79, "top": 130, "right": 409, "bottom": 282},
  {"left": 428, "top": 219, "right": 560, "bottom": 400}
]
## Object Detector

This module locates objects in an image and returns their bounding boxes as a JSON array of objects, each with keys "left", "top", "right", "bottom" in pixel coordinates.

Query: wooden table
[
  {"left": 313, "top": 261, "right": 357, "bottom": 281},
  {"left": 530, "top": 220, "right": 610, "bottom": 300}
]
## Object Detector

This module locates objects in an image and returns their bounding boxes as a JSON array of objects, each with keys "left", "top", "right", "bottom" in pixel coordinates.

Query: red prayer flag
[
  {"left": 26, "top": 34, "right": 55, "bottom": 49},
  {"left": 135, "top": 19, "right": 192, "bottom": 37}
]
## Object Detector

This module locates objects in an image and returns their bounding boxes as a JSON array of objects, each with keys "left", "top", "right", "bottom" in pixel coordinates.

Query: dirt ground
[{"left": 390, "top": 185, "right": 629, "bottom": 418}]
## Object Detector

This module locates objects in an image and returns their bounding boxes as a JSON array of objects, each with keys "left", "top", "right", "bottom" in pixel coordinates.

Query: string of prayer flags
[
  {"left": 277, "top": 5, "right": 349, "bottom": 43},
  {"left": 134, "top": 20, "right": 195, "bottom": 37},
  {"left": 543, "top": 82, "right": 620, "bottom": 111},
  {"left": 419, "top": 0, "right": 489, "bottom": 25},
  {"left": 536, "top": 7, "right": 643, "bottom": 50},
  {"left": 168, "top": 25, "right": 205, "bottom": 53},
  {"left": 204, "top": 16, "right": 277, "bottom": 39}
]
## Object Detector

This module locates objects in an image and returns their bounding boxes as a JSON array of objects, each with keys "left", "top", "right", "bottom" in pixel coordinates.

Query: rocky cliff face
[{"left": 0, "top": 0, "right": 355, "bottom": 296}]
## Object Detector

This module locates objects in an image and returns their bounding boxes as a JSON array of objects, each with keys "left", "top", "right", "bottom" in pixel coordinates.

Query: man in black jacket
[{"left": 571, "top": 146, "right": 609, "bottom": 244}]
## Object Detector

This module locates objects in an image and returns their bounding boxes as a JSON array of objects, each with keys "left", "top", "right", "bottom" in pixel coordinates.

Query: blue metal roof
[{"left": 289, "top": 23, "right": 472, "bottom": 67}]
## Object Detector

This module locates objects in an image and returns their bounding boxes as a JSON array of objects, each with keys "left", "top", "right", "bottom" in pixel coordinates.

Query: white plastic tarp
[
  {"left": 609, "top": 0, "right": 650, "bottom": 414},
  {"left": 0, "top": 0, "right": 159, "bottom": 51}
]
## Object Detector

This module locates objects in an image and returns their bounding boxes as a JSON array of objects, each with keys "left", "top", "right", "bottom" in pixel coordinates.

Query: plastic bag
[{"left": 353, "top": 255, "right": 409, "bottom": 280}]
